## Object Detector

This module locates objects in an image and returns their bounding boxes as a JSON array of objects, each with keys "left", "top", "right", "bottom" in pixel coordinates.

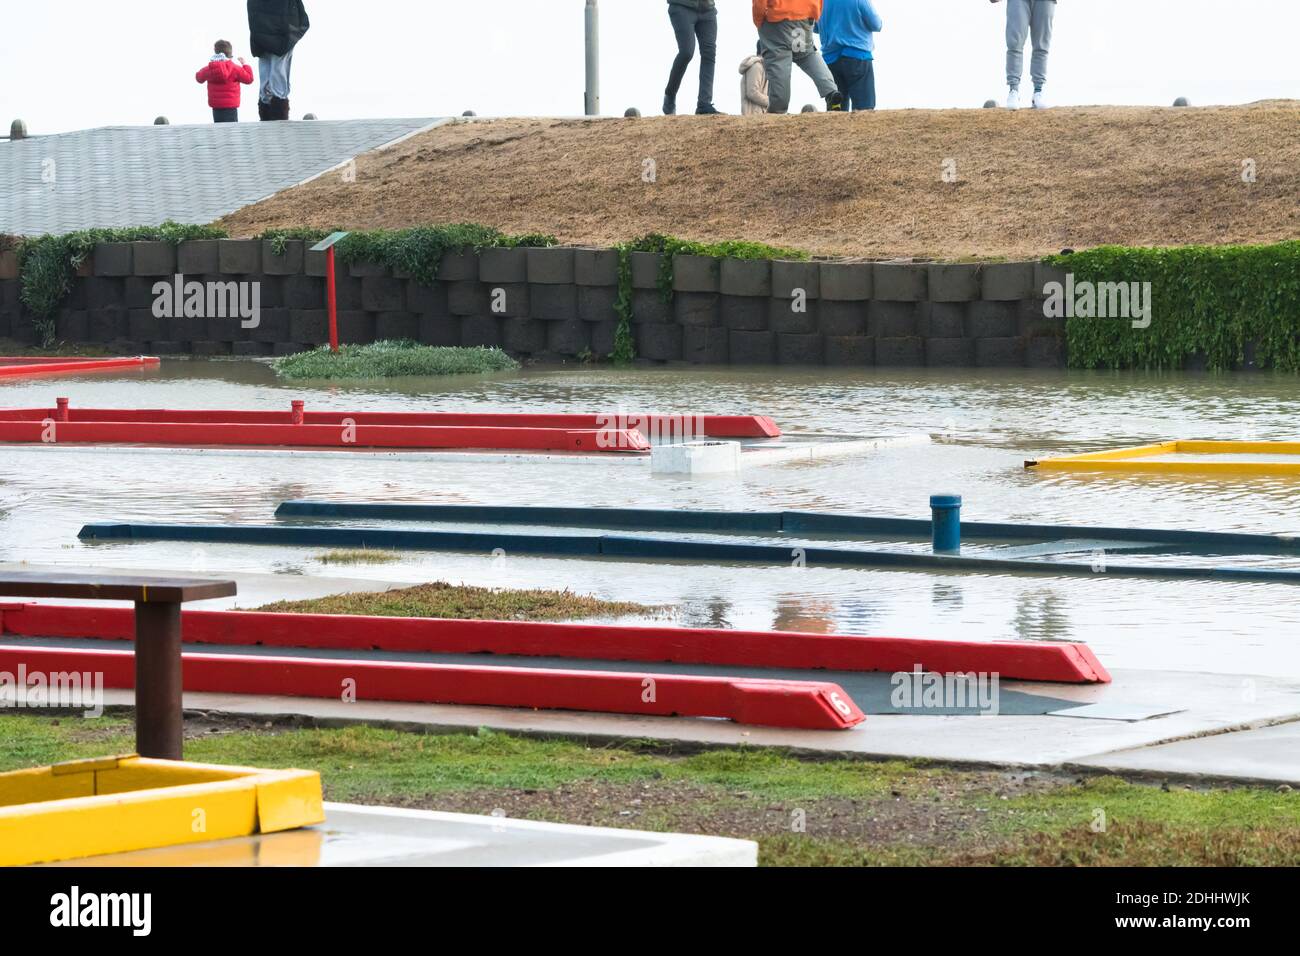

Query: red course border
[
  {"left": 0, "top": 400, "right": 780, "bottom": 451},
  {"left": 0, "top": 643, "right": 865, "bottom": 730},
  {"left": 0, "top": 402, "right": 781, "bottom": 438},
  {"left": 0, "top": 420, "right": 648, "bottom": 453},
  {"left": 0, "top": 357, "right": 160, "bottom": 380},
  {"left": 0, "top": 604, "right": 1111, "bottom": 683}
]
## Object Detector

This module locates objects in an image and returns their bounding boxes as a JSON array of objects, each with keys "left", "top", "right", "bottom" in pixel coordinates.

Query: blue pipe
[{"left": 930, "top": 495, "right": 962, "bottom": 554}]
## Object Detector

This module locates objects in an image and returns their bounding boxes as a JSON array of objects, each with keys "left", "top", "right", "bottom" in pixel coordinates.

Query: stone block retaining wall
[{"left": 0, "top": 242, "right": 1066, "bottom": 367}]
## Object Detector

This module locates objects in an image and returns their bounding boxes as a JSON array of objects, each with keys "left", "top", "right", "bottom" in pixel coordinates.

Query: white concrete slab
[
  {"left": 71, "top": 667, "right": 1300, "bottom": 772},
  {"left": 0, "top": 433, "right": 930, "bottom": 471},
  {"left": 1071, "top": 720, "right": 1300, "bottom": 785},
  {"left": 45, "top": 803, "right": 757, "bottom": 867}
]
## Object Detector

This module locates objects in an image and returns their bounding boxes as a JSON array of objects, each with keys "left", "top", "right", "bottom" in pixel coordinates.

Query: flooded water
[{"left": 2, "top": 359, "right": 1298, "bottom": 678}]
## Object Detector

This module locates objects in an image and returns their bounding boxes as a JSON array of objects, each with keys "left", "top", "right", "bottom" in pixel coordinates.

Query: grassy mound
[
  {"left": 252, "top": 581, "right": 658, "bottom": 622},
  {"left": 219, "top": 105, "right": 1300, "bottom": 260},
  {"left": 273, "top": 340, "right": 518, "bottom": 380}
]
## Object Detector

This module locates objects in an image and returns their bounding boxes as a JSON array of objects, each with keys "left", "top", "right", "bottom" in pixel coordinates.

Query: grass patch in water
[
  {"left": 315, "top": 549, "right": 403, "bottom": 565},
  {"left": 272, "top": 340, "right": 518, "bottom": 380},
  {"left": 252, "top": 581, "right": 658, "bottom": 622}
]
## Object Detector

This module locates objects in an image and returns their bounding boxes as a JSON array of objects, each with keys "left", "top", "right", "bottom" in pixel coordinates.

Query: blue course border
[
  {"left": 273, "top": 501, "right": 1300, "bottom": 554},
  {"left": 275, "top": 502, "right": 783, "bottom": 533},
  {"left": 78, "top": 522, "right": 1300, "bottom": 584}
]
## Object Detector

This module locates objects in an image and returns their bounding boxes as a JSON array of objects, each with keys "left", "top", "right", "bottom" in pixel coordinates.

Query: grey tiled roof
[{"left": 0, "top": 118, "right": 443, "bottom": 236}]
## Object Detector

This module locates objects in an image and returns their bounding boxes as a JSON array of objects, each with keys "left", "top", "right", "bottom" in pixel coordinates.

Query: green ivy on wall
[
  {"left": 1052, "top": 241, "right": 1300, "bottom": 372},
  {"left": 259, "top": 224, "right": 557, "bottom": 285},
  {"left": 16, "top": 222, "right": 227, "bottom": 347},
  {"left": 611, "top": 234, "right": 809, "bottom": 365}
]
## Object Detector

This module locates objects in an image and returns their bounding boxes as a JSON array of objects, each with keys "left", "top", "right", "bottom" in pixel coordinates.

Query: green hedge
[
  {"left": 16, "top": 223, "right": 227, "bottom": 346},
  {"left": 1052, "top": 241, "right": 1300, "bottom": 372}
]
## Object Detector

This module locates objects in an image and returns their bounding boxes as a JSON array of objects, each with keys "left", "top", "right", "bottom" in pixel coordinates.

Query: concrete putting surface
[{"left": 42, "top": 803, "right": 756, "bottom": 867}]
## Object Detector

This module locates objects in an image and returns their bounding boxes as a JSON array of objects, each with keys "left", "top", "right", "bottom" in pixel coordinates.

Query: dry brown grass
[{"left": 219, "top": 102, "right": 1300, "bottom": 260}]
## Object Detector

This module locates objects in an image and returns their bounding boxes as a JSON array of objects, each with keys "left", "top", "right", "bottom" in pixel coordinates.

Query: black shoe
[
  {"left": 695, "top": 105, "right": 723, "bottom": 115},
  {"left": 663, "top": 96, "right": 676, "bottom": 116},
  {"left": 825, "top": 91, "right": 845, "bottom": 112}
]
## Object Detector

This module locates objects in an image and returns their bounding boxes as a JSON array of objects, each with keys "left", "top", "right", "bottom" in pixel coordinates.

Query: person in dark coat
[{"left": 247, "top": 0, "right": 310, "bottom": 120}]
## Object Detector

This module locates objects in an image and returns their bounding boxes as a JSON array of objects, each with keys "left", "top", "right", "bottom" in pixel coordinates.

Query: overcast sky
[{"left": 1, "top": 1, "right": 1295, "bottom": 133}]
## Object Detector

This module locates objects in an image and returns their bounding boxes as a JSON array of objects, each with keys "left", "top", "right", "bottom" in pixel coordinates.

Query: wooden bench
[{"left": 0, "top": 572, "right": 237, "bottom": 759}]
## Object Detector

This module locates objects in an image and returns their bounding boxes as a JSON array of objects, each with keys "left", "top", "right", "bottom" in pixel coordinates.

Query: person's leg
[
  {"left": 828, "top": 59, "right": 850, "bottom": 107},
  {"left": 694, "top": 9, "right": 718, "bottom": 111},
  {"left": 831, "top": 57, "right": 873, "bottom": 111},
  {"left": 213, "top": 108, "right": 238, "bottom": 123},
  {"left": 257, "top": 55, "right": 281, "bottom": 119},
  {"left": 269, "top": 50, "right": 293, "bottom": 119},
  {"left": 758, "top": 21, "right": 794, "bottom": 114},
  {"left": 258, "top": 55, "right": 275, "bottom": 106},
  {"left": 664, "top": 6, "right": 698, "bottom": 113},
  {"left": 1005, "top": 0, "right": 1031, "bottom": 91},
  {"left": 790, "top": 20, "right": 838, "bottom": 98},
  {"left": 1029, "top": 0, "right": 1056, "bottom": 93}
]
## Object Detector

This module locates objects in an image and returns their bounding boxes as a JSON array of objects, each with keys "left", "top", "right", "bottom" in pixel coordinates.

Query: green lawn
[{"left": 5, "top": 714, "right": 1297, "bottom": 866}]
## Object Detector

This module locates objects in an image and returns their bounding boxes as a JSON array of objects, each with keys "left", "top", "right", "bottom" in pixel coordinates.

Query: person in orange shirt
[{"left": 753, "top": 0, "right": 844, "bottom": 113}]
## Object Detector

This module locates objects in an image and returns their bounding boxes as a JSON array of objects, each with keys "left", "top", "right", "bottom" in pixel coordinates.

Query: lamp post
[{"left": 585, "top": 0, "right": 600, "bottom": 116}]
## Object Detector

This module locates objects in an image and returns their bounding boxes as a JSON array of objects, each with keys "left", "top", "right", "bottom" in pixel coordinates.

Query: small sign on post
[{"left": 311, "top": 232, "right": 351, "bottom": 353}]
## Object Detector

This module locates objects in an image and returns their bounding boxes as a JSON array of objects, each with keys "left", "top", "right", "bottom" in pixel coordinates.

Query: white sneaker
[
  {"left": 1032, "top": 90, "right": 1047, "bottom": 109},
  {"left": 1006, "top": 88, "right": 1020, "bottom": 110}
]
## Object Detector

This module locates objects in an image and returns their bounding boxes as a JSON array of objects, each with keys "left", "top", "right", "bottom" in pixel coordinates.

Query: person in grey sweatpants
[
  {"left": 664, "top": 0, "right": 721, "bottom": 115},
  {"left": 759, "top": 19, "right": 843, "bottom": 114},
  {"left": 993, "top": 0, "right": 1056, "bottom": 109}
]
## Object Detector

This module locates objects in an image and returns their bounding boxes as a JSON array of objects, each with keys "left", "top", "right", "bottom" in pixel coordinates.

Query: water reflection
[
  {"left": 1011, "top": 589, "right": 1073, "bottom": 642},
  {"left": 931, "top": 582, "right": 965, "bottom": 613}
]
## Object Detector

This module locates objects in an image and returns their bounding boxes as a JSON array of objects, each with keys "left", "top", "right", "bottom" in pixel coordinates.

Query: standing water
[{"left": 1, "top": 360, "right": 1298, "bottom": 678}]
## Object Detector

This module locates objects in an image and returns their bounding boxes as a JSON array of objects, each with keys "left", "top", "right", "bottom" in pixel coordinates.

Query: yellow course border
[
  {"left": 1027, "top": 441, "right": 1300, "bottom": 475},
  {"left": 0, "top": 754, "right": 324, "bottom": 867}
]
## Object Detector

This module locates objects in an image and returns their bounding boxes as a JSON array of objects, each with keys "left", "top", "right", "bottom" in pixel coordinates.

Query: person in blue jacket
[{"left": 816, "top": 0, "right": 883, "bottom": 111}]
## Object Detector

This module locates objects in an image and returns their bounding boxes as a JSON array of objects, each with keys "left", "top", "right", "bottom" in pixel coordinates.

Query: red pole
[{"left": 326, "top": 247, "right": 339, "bottom": 353}]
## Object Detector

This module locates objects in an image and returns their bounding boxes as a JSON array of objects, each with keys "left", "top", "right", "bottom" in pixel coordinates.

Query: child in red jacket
[{"left": 196, "top": 40, "right": 254, "bottom": 123}]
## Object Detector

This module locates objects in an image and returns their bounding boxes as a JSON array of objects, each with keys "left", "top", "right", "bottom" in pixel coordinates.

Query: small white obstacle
[{"left": 651, "top": 440, "right": 742, "bottom": 476}]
